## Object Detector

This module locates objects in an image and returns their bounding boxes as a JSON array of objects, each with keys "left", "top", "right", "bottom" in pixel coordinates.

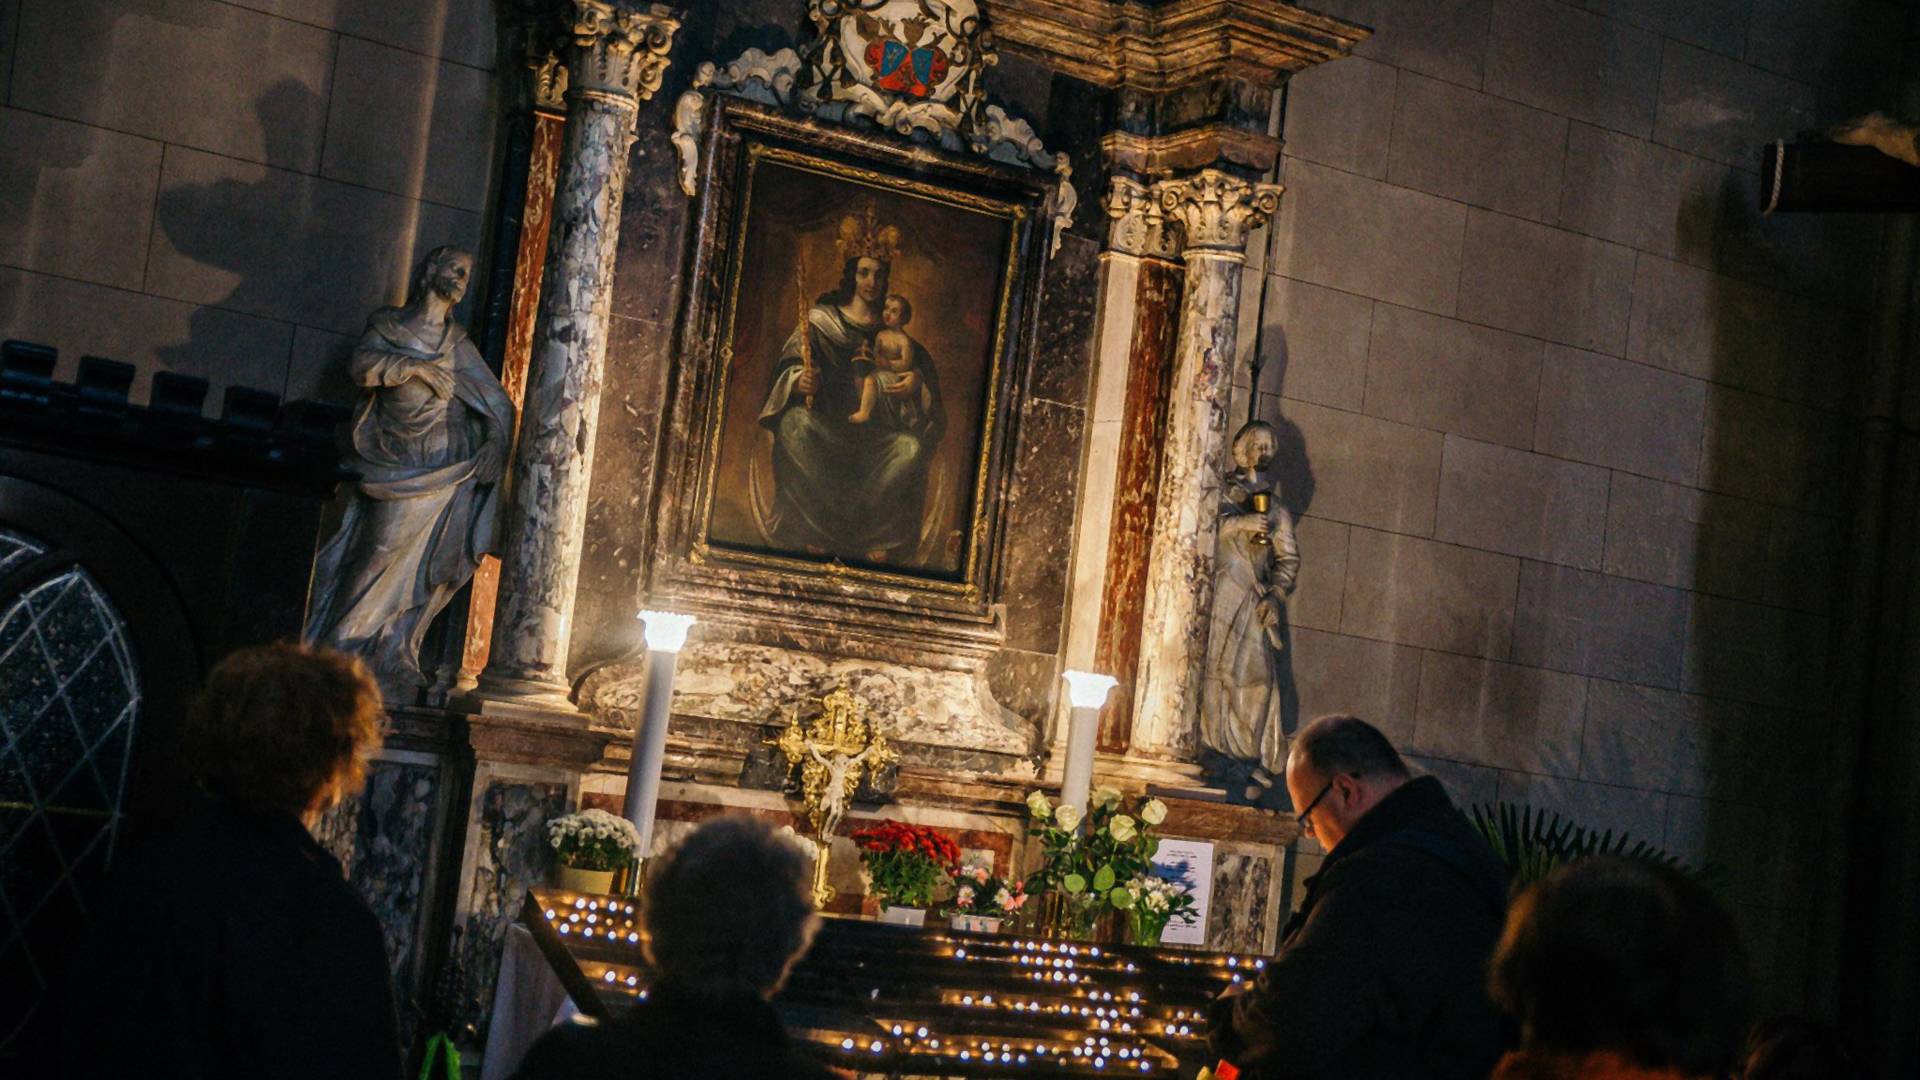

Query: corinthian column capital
[
  {"left": 1153, "top": 170, "right": 1283, "bottom": 257},
  {"left": 1105, "top": 175, "right": 1182, "bottom": 261},
  {"left": 567, "top": 0, "right": 680, "bottom": 103}
]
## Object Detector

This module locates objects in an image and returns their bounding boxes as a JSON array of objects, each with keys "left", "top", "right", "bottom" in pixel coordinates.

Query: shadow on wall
[
  {"left": 1265, "top": 329, "right": 1316, "bottom": 753},
  {"left": 1678, "top": 165, "right": 1860, "bottom": 1019},
  {"left": 152, "top": 80, "right": 345, "bottom": 399}
]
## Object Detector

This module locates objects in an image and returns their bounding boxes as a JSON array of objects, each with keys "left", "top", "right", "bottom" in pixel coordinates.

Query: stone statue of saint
[
  {"left": 1199, "top": 419, "right": 1301, "bottom": 805},
  {"left": 305, "top": 246, "right": 515, "bottom": 701}
]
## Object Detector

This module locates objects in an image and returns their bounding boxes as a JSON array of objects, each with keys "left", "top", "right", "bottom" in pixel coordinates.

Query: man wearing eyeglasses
[{"left": 1206, "top": 714, "right": 1510, "bottom": 1080}]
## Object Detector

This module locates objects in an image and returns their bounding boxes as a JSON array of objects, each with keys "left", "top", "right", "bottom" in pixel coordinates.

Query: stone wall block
[
  {"left": 1485, "top": 0, "right": 1662, "bottom": 135},
  {"left": 1496, "top": 769, "right": 1670, "bottom": 850},
  {"left": 0, "top": 108, "right": 162, "bottom": 291},
  {"left": 147, "top": 147, "right": 479, "bottom": 336},
  {"left": 1628, "top": 253, "right": 1735, "bottom": 380},
  {"left": 1387, "top": 72, "right": 1569, "bottom": 222},
  {"left": 0, "top": 265, "right": 291, "bottom": 407},
  {"left": 1284, "top": 400, "right": 1444, "bottom": 536},
  {"left": 1435, "top": 435, "right": 1610, "bottom": 569},
  {"left": 1602, "top": 472, "right": 1771, "bottom": 599},
  {"left": 1580, "top": 0, "right": 1750, "bottom": 57},
  {"left": 1557, "top": 122, "right": 1730, "bottom": 264},
  {"left": 1510, "top": 560, "right": 1690, "bottom": 687},
  {"left": 1260, "top": 276, "right": 1374, "bottom": 412},
  {"left": 284, "top": 324, "right": 357, "bottom": 404},
  {"left": 1340, "top": 528, "right": 1520, "bottom": 657},
  {"left": 1458, "top": 210, "right": 1635, "bottom": 354},
  {"left": 1326, "top": 0, "right": 1492, "bottom": 88},
  {"left": 1699, "top": 387, "right": 1845, "bottom": 513},
  {"left": 222, "top": 0, "right": 497, "bottom": 69},
  {"left": 1533, "top": 345, "right": 1707, "bottom": 484},
  {"left": 1627, "top": 255, "right": 1861, "bottom": 411},
  {"left": 1654, "top": 42, "right": 1818, "bottom": 169},
  {"left": 14, "top": 0, "right": 336, "bottom": 173},
  {"left": 1578, "top": 678, "right": 1711, "bottom": 794},
  {"left": 1282, "top": 54, "right": 1397, "bottom": 180},
  {"left": 1288, "top": 515, "right": 1349, "bottom": 633},
  {"left": 1268, "top": 158, "right": 1466, "bottom": 316},
  {"left": 1364, "top": 305, "right": 1544, "bottom": 450},
  {"left": 1405, "top": 753, "right": 1502, "bottom": 810},
  {"left": 1746, "top": 0, "right": 1902, "bottom": 98},
  {"left": 321, "top": 36, "right": 497, "bottom": 212},
  {"left": 1683, "top": 593, "right": 1830, "bottom": 709},
  {"left": 1412, "top": 650, "right": 1588, "bottom": 776},
  {"left": 1289, "top": 626, "right": 1422, "bottom": 749}
]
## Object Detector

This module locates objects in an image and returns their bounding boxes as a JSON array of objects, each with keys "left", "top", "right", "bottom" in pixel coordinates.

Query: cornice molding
[
  {"left": 1103, "top": 125, "right": 1284, "bottom": 176},
  {"left": 989, "top": 0, "right": 1371, "bottom": 91}
]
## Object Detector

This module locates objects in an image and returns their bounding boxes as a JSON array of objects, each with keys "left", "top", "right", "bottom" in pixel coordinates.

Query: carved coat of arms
[{"left": 802, "top": 0, "right": 994, "bottom": 140}]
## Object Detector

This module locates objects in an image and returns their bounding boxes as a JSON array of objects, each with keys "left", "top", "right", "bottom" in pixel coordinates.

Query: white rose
[
  {"left": 1140, "top": 799, "right": 1167, "bottom": 826},
  {"left": 1108, "top": 814, "right": 1137, "bottom": 842},
  {"left": 1026, "top": 790, "right": 1053, "bottom": 820},
  {"left": 1091, "top": 786, "right": 1122, "bottom": 810},
  {"left": 1055, "top": 804, "right": 1084, "bottom": 831}
]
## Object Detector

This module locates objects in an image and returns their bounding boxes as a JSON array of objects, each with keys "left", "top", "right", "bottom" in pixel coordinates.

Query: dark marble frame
[{"left": 647, "top": 100, "right": 1052, "bottom": 662}]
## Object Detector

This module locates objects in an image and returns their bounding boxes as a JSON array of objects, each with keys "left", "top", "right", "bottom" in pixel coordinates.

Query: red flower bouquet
[{"left": 851, "top": 820, "right": 960, "bottom": 909}]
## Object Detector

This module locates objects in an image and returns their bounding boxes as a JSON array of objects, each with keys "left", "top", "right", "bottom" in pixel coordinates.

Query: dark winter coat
[
  {"left": 52, "top": 793, "right": 403, "bottom": 1080},
  {"left": 1208, "top": 776, "right": 1511, "bottom": 1080},
  {"left": 508, "top": 981, "right": 845, "bottom": 1080}
]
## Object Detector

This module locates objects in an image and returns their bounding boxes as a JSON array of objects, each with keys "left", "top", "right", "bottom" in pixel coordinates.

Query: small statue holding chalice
[{"left": 1199, "top": 416, "right": 1301, "bottom": 806}]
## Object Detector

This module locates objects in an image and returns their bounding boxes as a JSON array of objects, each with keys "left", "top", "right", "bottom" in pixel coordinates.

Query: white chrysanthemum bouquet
[{"left": 547, "top": 808, "right": 644, "bottom": 872}]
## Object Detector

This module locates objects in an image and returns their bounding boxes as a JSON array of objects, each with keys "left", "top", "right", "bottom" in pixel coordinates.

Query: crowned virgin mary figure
[{"left": 756, "top": 202, "right": 946, "bottom": 566}]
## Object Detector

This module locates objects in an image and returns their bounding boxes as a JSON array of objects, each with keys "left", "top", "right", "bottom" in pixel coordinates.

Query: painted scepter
[{"left": 796, "top": 255, "right": 815, "bottom": 411}]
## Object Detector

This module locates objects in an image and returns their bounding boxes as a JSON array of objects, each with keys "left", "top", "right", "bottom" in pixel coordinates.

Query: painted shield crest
[{"left": 840, "top": 0, "right": 979, "bottom": 105}]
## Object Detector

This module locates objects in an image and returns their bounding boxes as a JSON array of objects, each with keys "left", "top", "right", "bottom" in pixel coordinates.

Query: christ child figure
[{"left": 847, "top": 293, "right": 930, "bottom": 430}]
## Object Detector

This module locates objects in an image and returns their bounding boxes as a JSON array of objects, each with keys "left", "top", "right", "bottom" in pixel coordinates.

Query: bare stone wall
[
  {"left": 0, "top": 0, "right": 498, "bottom": 409},
  {"left": 1253, "top": 0, "right": 1902, "bottom": 1011}
]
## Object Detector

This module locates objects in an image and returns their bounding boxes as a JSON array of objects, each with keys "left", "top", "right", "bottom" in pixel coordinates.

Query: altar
[{"left": 287, "top": 0, "right": 1362, "bottom": 1066}]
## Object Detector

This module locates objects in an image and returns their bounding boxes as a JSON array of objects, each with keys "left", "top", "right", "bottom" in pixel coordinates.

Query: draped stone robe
[{"left": 305, "top": 309, "right": 514, "bottom": 697}]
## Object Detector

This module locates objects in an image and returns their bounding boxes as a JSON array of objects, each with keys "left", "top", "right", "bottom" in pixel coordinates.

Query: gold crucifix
[{"left": 770, "top": 688, "right": 897, "bottom": 906}]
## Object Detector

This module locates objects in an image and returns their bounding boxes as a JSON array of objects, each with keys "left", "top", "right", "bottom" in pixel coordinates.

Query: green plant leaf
[
  {"left": 1108, "top": 886, "right": 1135, "bottom": 909},
  {"left": 1063, "top": 873, "right": 1086, "bottom": 894},
  {"left": 1092, "top": 864, "right": 1115, "bottom": 893}
]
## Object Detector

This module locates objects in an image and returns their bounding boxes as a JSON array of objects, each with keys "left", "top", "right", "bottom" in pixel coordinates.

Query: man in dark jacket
[
  {"left": 1208, "top": 714, "right": 1510, "bottom": 1079},
  {"left": 509, "top": 816, "right": 843, "bottom": 1080}
]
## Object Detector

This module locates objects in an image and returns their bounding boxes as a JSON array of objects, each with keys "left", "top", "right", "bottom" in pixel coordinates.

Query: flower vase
[
  {"left": 555, "top": 863, "right": 616, "bottom": 895},
  {"left": 1041, "top": 891, "right": 1101, "bottom": 940},
  {"left": 879, "top": 905, "right": 927, "bottom": 927},
  {"left": 1128, "top": 910, "right": 1172, "bottom": 948}
]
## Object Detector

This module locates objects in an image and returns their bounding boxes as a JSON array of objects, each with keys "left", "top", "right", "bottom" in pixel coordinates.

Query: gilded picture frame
[{"left": 648, "top": 100, "right": 1048, "bottom": 655}]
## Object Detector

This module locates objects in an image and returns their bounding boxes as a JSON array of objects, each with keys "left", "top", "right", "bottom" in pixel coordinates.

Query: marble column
[
  {"left": 1090, "top": 177, "right": 1187, "bottom": 755},
  {"left": 476, "top": 1, "right": 680, "bottom": 706},
  {"left": 1129, "top": 170, "right": 1282, "bottom": 760}
]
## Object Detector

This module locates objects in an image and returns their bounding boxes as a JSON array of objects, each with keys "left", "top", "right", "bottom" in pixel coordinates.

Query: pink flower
[{"left": 972, "top": 866, "right": 990, "bottom": 883}]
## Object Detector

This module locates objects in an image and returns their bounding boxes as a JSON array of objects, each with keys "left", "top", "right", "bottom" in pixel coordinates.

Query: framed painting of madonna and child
[{"left": 651, "top": 101, "right": 1049, "bottom": 641}]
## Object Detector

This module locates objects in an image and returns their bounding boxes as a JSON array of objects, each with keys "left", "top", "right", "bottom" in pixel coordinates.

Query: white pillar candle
[
  {"left": 1059, "top": 670, "right": 1117, "bottom": 824},
  {"left": 625, "top": 611, "right": 695, "bottom": 856}
]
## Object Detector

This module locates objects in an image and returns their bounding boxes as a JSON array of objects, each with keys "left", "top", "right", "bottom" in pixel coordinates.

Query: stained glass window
[{"left": 0, "top": 545, "right": 141, "bottom": 1045}]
